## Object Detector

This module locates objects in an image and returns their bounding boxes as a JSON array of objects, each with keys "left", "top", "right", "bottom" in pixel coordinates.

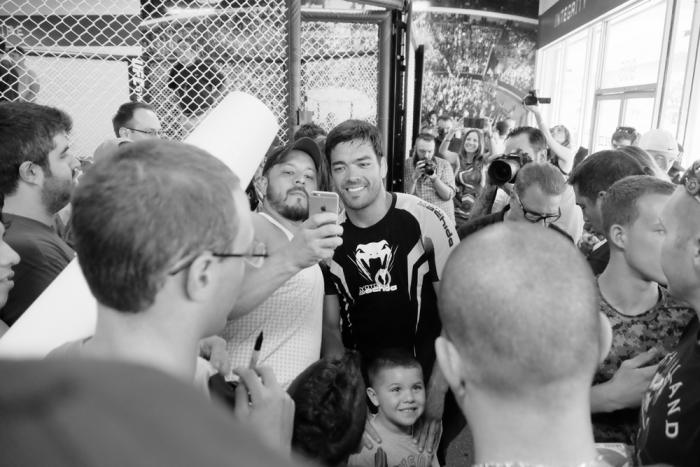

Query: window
[{"left": 601, "top": 0, "right": 667, "bottom": 89}]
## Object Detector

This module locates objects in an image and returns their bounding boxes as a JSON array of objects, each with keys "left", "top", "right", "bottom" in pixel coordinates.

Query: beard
[
  {"left": 41, "top": 174, "right": 74, "bottom": 215},
  {"left": 266, "top": 185, "right": 309, "bottom": 221}
]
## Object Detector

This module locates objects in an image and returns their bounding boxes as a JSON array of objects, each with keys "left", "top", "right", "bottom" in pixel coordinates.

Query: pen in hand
[{"left": 249, "top": 331, "right": 263, "bottom": 368}]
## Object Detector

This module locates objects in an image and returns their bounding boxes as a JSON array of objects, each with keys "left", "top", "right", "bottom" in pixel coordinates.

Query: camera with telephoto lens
[
  {"left": 487, "top": 150, "right": 533, "bottom": 185},
  {"left": 522, "top": 90, "right": 551, "bottom": 106},
  {"left": 423, "top": 159, "right": 436, "bottom": 176}
]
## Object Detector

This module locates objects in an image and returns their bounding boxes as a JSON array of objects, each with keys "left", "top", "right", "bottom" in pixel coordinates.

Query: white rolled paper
[{"left": 0, "top": 92, "right": 279, "bottom": 358}]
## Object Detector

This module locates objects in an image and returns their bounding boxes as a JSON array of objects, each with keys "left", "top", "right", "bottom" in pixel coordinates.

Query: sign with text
[{"left": 538, "top": 0, "right": 629, "bottom": 47}]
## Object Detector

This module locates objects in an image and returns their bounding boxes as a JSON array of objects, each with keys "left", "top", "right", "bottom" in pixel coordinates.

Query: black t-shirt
[
  {"left": 636, "top": 315, "right": 700, "bottom": 466},
  {"left": 1, "top": 214, "right": 74, "bottom": 326},
  {"left": 168, "top": 60, "right": 224, "bottom": 116},
  {"left": 587, "top": 240, "right": 610, "bottom": 276},
  {"left": 327, "top": 193, "right": 458, "bottom": 376}
]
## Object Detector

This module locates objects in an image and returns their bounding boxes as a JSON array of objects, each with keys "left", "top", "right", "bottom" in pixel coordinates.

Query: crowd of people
[
  {"left": 488, "top": 28, "right": 536, "bottom": 92},
  {"left": 0, "top": 82, "right": 699, "bottom": 466},
  {"left": 415, "top": 14, "right": 536, "bottom": 125}
]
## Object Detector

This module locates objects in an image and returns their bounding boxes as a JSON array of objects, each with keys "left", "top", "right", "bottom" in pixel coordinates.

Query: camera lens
[{"left": 488, "top": 158, "right": 521, "bottom": 184}]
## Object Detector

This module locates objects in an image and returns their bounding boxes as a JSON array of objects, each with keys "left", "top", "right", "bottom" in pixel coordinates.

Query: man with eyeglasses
[
  {"left": 112, "top": 101, "right": 161, "bottom": 141},
  {"left": 221, "top": 137, "right": 343, "bottom": 389},
  {"left": 458, "top": 162, "right": 570, "bottom": 240},
  {"left": 611, "top": 126, "right": 640, "bottom": 150},
  {"left": 635, "top": 160, "right": 700, "bottom": 464},
  {"left": 48, "top": 139, "right": 297, "bottom": 455}
]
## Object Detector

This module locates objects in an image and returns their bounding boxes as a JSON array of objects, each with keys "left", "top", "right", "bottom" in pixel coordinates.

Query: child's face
[{"left": 369, "top": 366, "right": 425, "bottom": 430}]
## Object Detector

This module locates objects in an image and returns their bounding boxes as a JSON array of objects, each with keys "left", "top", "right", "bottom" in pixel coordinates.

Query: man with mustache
[
  {"left": 222, "top": 138, "right": 343, "bottom": 388},
  {"left": 0, "top": 102, "right": 78, "bottom": 327}
]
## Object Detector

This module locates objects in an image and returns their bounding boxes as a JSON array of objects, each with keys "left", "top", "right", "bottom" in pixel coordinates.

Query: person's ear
[
  {"left": 118, "top": 127, "right": 130, "bottom": 139},
  {"left": 692, "top": 233, "right": 700, "bottom": 278},
  {"left": 608, "top": 224, "right": 626, "bottom": 249},
  {"left": 258, "top": 175, "right": 269, "bottom": 198},
  {"left": 18, "top": 161, "right": 42, "bottom": 185},
  {"left": 183, "top": 253, "right": 216, "bottom": 302},
  {"left": 366, "top": 386, "right": 379, "bottom": 407},
  {"left": 598, "top": 312, "right": 613, "bottom": 364},
  {"left": 435, "top": 336, "right": 466, "bottom": 398},
  {"left": 380, "top": 156, "right": 388, "bottom": 179}
]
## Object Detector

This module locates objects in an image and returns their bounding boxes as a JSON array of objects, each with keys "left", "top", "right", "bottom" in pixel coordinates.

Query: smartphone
[{"left": 308, "top": 191, "right": 339, "bottom": 216}]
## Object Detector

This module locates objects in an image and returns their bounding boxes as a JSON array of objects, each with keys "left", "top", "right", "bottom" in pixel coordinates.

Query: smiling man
[
  {"left": 222, "top": 137, "right": 343, "bottom": 388},
  {"left": 323, "top": 120, "right": 459, "bottom": 463},
  {"left": 0, "top": 102, "right": 78, "bottom": 327}
]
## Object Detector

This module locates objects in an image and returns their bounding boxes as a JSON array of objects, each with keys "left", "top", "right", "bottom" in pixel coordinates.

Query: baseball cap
[
  {"left": 639, "top": 129, "right": 678, "bottom": 157},
  {"left": 93, "top": 137, "right": 131, "bottom": 162},
  {"left": 262, "top": 136, "right": 323, "bottom": 175}
]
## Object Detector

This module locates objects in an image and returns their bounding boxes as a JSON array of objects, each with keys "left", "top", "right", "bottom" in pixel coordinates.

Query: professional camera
[
  {"left": 423, "top": 159, "right": 436, "bottom": 176},
  {"left": 487, "top": 150, "right": 533, "bottom": 185},
  {"left": 522, "top": 90, "right": 551, "bottom": 106}
]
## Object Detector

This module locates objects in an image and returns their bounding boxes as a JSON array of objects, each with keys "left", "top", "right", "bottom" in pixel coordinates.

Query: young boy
[{"left": 348, "top": 349, "right": 439, "bottom": 467}]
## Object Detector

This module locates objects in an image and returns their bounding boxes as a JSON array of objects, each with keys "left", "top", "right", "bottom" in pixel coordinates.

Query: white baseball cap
[{"left": 639, "top": 129, "right": 678, "bottom": 157}]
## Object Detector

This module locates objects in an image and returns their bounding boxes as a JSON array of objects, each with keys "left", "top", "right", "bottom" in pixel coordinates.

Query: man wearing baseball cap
[
  {"left": 635, "top": 160, "right": 700, "bottom": 464},
  {"left": 221, "top": 137, "right": 343, "bottom": 388},
  {"left": 638, "top": 129, "right": 681, "bottom": 176}
]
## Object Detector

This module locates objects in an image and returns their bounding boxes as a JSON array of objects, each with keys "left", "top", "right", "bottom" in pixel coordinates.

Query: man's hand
[
  {"left": 604, "top": 348, "right": 660, "bottom": 410},
  {"left": 413, "top": 389, "right": 444, "bottom": 453},
  {"left": 199, "top": 335, "right": 231, "bottom": 376},
  {"left": 233, "top": 366, "right": 295, "bottom": 454},
  {"left": 361, "top": 417, "right": 382, "bottom": 450},
  {"left": 285, "top": 212, "right": 343, "bottom": 270}
]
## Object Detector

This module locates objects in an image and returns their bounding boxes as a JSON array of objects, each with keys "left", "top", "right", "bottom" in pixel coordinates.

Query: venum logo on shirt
[{"left": 351, "top": 240, "right": 398, "bottom": 296}]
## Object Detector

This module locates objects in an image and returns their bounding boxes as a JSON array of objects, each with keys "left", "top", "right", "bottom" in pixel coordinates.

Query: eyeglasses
[
  {"left": 168, "top": 241, "right": 268, "bottom": 276},
  {"left": 515, "top": 194, "right": 562, "bottom": 226},
  {"left": 124, "top": 127, "right": 161, "bottom": 137},
  {"left": 681, "top": 160, "right": 700, "bottom": 204}
]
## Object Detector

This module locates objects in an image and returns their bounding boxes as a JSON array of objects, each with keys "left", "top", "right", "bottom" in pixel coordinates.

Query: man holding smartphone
[
  {"left": 222, "top": 137, "right": 343, "bottom": 388},
  {"left": 323, "top": 120, "right": 460, "bottom": 464}
]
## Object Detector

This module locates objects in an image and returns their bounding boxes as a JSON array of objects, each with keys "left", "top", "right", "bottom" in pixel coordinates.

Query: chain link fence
[
  {"left": 300, "top": 20, "right": 378, "bottom": 132},
  {"left": 0, "top": 0, "right": 288, "bottom": 160}
]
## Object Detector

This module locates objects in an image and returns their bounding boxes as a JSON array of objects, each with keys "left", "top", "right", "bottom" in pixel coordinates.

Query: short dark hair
[
  {"left": 617, "top": 145, "right": 666, "bottom": 178},
  {"left": 602, "top": 175, "right": 675, "bottom": 237},
  {"left": 294, "top": 122, "right": 327, "bottom": 141},
  {"left": 325, "top": 119, "right": 383, "bottom": 162},
  {"left": 365, "top": 348, "right": 423, "bottom": 388},
  {"left": 0, "top": 102, "right": 72, "bottom": 196},
  {"left": 414, "top": 132, "right": 436, "bottom": 146},
  {"left": 568, "top": 150, "right": 646, "bottom": 201},
  {"left": 514, "top": 162, "right": 566, "bottom": 197},
  {"left": 611, "top": 126, "right": 640, "bottom": 145},
  {"left": 507, "top": 127, "right": 547, "bottom": 154},
  {"left": 495, "top": 120, "right": 510, "bottom": 137},
  {"left": 437, "top": 114, "right": 452, "bottom": 122},
  {"left": 71, "top": 140, "right": 242, "bottom": 312},
  {"left": 288, "top": 352, "right": 366, "bottom": 467},
  {"left": 112, "top": 102, "right": 155, "bottom": 137}
]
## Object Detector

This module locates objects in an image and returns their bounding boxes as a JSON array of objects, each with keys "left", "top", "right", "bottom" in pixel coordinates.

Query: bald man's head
[{"left": 438, "top": 223, "right": 599, "bottom": 400}]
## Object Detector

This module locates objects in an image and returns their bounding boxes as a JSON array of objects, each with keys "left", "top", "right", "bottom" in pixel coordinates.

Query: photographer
[{"left": 405, "top": 133, "right": 456, "bottom": 223}]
